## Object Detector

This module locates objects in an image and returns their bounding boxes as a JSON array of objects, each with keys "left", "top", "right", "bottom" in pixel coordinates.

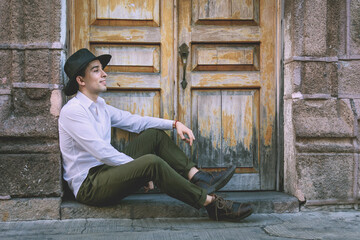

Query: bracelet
[{"left": 173, "top": 120, "right": 179, "bottom": 129}]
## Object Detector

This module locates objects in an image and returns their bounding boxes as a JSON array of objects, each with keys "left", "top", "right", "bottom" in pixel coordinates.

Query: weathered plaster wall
[
  {"left": 284, "top": 0, "right": 360, "bottom": 208},
  {"left": 0, "top": 0, "right": 66, "bottom": 221}
]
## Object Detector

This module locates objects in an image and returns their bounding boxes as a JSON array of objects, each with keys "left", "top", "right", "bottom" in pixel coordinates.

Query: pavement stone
[
  {"left": 1, "top": 211, "right": 360, "bottom": 240},
  {"left": 60, "top": 192, "right": 299, "bottom": 220}
]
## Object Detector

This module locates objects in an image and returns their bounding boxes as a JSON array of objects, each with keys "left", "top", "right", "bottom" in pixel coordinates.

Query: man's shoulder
[{"left": 60, "top": 97, "right": 85, "bottom": 116}]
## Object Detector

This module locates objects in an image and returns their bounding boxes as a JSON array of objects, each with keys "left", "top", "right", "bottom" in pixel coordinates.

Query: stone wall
[
  {"left": 284, "top": 0, "right": 360, "bottom": 208},
  {"left": 0, "top": 0, "right": 65, "bottom": 221}
]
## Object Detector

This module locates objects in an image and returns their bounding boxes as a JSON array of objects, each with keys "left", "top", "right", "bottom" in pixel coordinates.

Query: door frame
[{"left": 276, "top": 0, "right": 284, "bottom": 192}]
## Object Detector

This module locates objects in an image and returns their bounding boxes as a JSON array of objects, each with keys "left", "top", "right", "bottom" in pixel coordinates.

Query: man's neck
[{"left": 79, "top": 90, "right": 99, "bottom": 102}]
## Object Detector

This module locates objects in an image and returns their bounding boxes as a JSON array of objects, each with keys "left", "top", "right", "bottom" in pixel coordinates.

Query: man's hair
[
  {"left": 76, "top": 64, "right": 88, "bottom": 79},
  {"left": 73, "top": 63, "right": 89, "bottom": 91}
]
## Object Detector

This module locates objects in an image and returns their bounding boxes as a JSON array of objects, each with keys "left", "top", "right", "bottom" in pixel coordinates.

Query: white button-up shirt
[{"left": 58, "top": 91, "right": 174, "bottom": 198}]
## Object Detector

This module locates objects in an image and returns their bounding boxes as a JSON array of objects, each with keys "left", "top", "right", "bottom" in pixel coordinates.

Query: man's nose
[{"left": 101, "top": 69, "right": 107, "bottom": 77}]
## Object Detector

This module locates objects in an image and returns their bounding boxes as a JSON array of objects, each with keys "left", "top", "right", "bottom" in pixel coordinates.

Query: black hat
[{"left": 63, "top": 48, "right": 111, "bottom": 96}]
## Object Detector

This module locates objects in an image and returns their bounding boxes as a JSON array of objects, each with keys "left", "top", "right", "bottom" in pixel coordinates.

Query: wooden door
[
  {"left": 177, "top": 0, "right": 277, "bottom": 190},
  {"left": 69, "top": 0, "right": 175, "bottom": 151},
  {"left": 70, "top": 0, "right": 278, "bottom": 191}
]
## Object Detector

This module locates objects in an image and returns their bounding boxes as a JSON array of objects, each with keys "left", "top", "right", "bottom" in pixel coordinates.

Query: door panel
[
  {"left": 193, "top": 0, "right": 259, "bottom": 25},
  {"left": 178, "top": 0, "right": 276, "bottom": 190},
  {"left": 92, "top": 0, "right": 160, "bottom": 26},
  {"left": 92, "top": 44, "right": 161, "bottom": 73},
  {"left": 191, "top": 90, "right": 259, "bottom": 169},
  {"left": 191, "top": 43, "right": 260, "bottom": 71},
  {"left": 70, "top": 0, "right": 174, "bottom": 151}
]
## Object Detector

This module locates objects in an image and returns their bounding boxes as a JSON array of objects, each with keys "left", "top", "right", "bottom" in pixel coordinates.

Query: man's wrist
[{"left": 173, "top": 120, "right": 179, "bottom": 129}]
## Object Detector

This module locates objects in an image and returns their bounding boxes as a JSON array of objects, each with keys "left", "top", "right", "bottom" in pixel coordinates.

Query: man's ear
[{"left": 76, "top": 76, "right": 85, "bottom": 86}]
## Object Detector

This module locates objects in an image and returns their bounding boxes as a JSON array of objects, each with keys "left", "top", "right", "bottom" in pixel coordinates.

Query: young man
[{"left": 59, "top": 48, "right": 253, "bottom": 221}]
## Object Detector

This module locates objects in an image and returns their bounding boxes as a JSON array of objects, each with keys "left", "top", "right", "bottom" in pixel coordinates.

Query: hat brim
[{"left": 64, "top": 54, "right": 112, "bottom": 96}]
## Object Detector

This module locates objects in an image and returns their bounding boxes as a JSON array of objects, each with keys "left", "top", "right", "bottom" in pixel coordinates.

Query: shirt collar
[{"left": 75, "top": 91, "right": 106, "bottom": 108}]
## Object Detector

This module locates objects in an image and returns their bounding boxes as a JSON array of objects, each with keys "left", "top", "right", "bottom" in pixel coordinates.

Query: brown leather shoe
[
  {"left": 205, "top": 195, "right": 253, "bottom": 221},
  {"left": 190, "top": 165, "right": 236, "bottom": 194}
]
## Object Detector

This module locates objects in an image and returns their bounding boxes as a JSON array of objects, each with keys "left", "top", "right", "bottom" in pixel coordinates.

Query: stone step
[{"left": 60, "top": 191, "right": 299, "bottom": 219}]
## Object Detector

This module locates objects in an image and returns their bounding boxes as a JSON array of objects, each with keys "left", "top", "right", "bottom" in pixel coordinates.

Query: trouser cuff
[{"left": 193, "top": 188, "right": 208, "bottom": 210}]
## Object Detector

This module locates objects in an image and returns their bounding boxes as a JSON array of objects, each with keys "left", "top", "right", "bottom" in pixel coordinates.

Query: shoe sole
[
  {"left": 207, "top": 165, "right": 236, "bottom": 194},
  {"left": 225, "top": 208, "right": 253, "bottom": 222},
  {"left": 237, "top": 208, "right": 253, "bottom": 221},
  {"left": 209, "top": 207, "right": 254, "bottom": 222}
]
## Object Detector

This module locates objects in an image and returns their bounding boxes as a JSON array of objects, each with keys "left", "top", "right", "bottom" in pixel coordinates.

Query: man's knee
[{"left": 143, "top": 154, "right": 166, "bottom": 167}]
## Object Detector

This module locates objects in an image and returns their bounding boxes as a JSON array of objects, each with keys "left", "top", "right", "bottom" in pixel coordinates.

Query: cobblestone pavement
[{"left": 1, "top": 211, "right": 360, "bottom": 240}]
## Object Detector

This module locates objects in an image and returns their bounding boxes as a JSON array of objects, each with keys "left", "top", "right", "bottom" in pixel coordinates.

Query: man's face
[{"left": 78, "top": 59, "right": 108, "bottom": 96}]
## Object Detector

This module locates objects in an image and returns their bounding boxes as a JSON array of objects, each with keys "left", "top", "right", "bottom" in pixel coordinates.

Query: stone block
[
  {"left": 12, "top": 49, "right": 62, "bottom": 84},
  {"left": 11, "top": 50, "right": 25, "bottom": 83},
  {"left": 24, "top": 50, "right": 51, "bottom": 83},
  {"left": 0, "top": 115, "right": 58, "bottom": 138},
  {"left": 296, "top": 154, "right": 354, "bottom": 200},
  {"left": 61, "top": 196, "right": 206, "bottom": 220},
  {"left": 326, "top": 0, "right": 346, "bottom": 56},
  {"left": 12, "top": 88, "right": 51, "bottom": 116},
  {"left": 0, "top": 94, "right": 11, "bottom": 122},
  {"left": 284, "top": 62, "right": 301, "bottom": 96},
  {"left": 293, "top": 99, "right": 355, "bottom": 138},
  {"left": 8, "top": 0, "right": 62, "bottom": 43},
  {"left": 353, "top": 99, "right": 360, "bottom": 119},
  {"left": 273, "top": 200, "right": 299, "bottom": 213},
  {"left": 23, "top": 50, "right": 62, "bottom": 84},
  {"left": 50, "top": 51, "right": 63, "bottom": 84},
  {"left": 51, "top": 0, "right": 62, "bottom": 42},
  {"left": 9, "top": 0, "right": 25, "bottom": 42},
  {"left": 301, "top": 204, "right": 355, "bottom": 212},
  {"left": 0, "top": 197, "right": 61, "bottom": 221},
  {"left": 284, "top": 0, "right": 345, "bottom": 57},
  {"left": 358, "top": 154, "right": 360, "bottom": 199},
  {"left": 22, "top": 0, "right": 59, "bottom": 43},
  {"left": 50, "top": 90, "right": 62, "bottom": 117},
  {"left": 329, "top": 62, "right": 339, "bottom": 97},
  {"left": 303, "top": 0, "right": 327, "bottom": 56},
  {"left": 350, "top": 0, "right": 360, "bottom": 55},
  {"left": 23, "top": 0, "right": 49, "bottom": 42},
  {"left": 283, "top": 0, "right": 295, "bottom": 60},
  {"left": 0, "top": 1, "right": 10, "bottom": 43},
  {"left": 300, "top": 62, "right": 336, "bottom": 95},
  {"left": 61, "top": 192, "right": 299, "bottom": 220},
  {"left": 0, "top": 154, "right": 62, "bottom": 197},
  {"left": 0, "top": 50, "right": 12, "bottom": 89},
  {"left": 338, "top": 61, "right": 360, "bottom": 96},
  {"left": 284, "top": 0, "right": 305, "bottom": 57},
  {"left": 283, "top": 99, "right": 302, "bottom": 200},
  {"left": 295, "top": 138, "right": 354, "bottom": 153}
]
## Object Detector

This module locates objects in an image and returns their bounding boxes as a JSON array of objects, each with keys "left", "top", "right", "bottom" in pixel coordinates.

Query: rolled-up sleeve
[{"left": 107, "top": 105, "right": 174, "bottom": 133}]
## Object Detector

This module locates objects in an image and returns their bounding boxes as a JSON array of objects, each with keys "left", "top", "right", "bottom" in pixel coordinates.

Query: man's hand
[
  {"left": 175, "top": 121, "right": 195, "bottom": 146},
  {"left": 144, "top": 181, "right": 154, "bottom": 192}
]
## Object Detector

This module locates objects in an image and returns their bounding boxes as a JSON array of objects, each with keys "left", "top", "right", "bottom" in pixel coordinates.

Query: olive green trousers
[{"left": 76, "top": 129, "right": 207, "bottom": 209}]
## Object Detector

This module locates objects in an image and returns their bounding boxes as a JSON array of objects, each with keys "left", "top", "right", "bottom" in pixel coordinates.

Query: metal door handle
[{"left": 179, "top": 43, "right": 189, "bottom": 90}]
